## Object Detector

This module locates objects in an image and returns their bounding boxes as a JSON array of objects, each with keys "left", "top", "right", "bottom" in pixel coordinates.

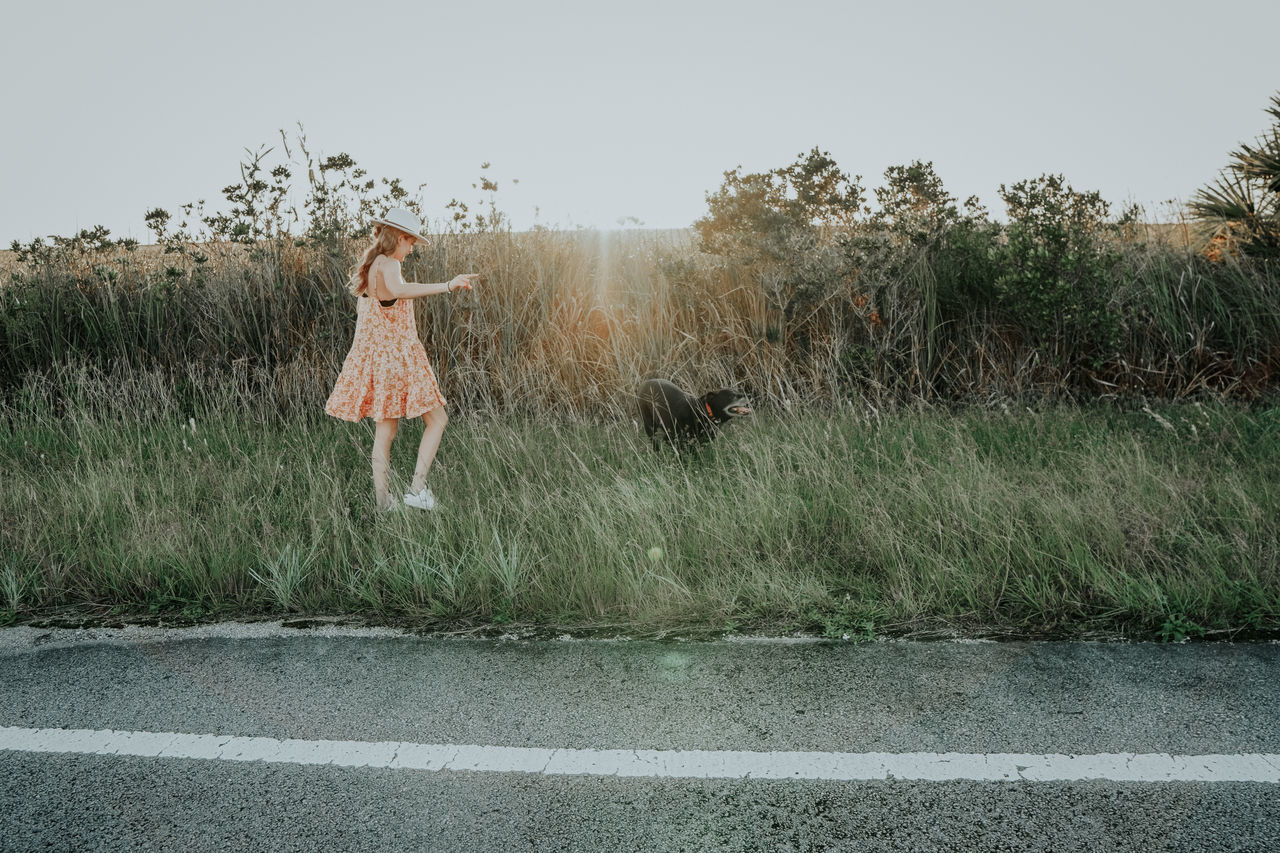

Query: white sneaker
[{"left": 403, "top": 487, "right": 437, "bottom": 511}]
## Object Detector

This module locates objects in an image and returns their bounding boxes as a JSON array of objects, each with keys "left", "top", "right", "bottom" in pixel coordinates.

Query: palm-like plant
[{"left": 1189, "top": 92, "right": 1280, "bottom": 259}]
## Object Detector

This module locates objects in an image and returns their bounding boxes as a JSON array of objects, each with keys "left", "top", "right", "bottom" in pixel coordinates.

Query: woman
[{"left": 325, "top": 208, "right": 479, "bottom": 511}]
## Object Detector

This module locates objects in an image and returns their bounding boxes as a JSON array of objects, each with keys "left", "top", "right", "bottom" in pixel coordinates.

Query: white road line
[{"left": 1, "top": 726, "right": 1277, "bottom": 783}]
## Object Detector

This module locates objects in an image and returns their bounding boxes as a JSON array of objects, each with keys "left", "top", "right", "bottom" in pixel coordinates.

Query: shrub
[
  {"left": 695, "top": 148, "right": 865, "bottom": 344},
  {"left": 4, "top": 136, "right": 1278, "bottom": 414},
  {"left": 990, "top": 174, "right": 1123, "bottom": 365}
]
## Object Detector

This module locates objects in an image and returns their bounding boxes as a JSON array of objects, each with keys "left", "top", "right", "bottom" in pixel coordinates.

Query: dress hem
[{"left": 325, "top": 398, "right": 447, "bottom": 423}]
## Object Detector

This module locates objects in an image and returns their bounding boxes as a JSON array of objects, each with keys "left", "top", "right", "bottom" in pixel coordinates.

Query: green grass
[{"left": 3, "top": 396, "right": 1277, "bottom": 639}]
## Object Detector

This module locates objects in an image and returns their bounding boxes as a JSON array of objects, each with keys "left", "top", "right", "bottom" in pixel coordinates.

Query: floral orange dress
[{"left": 324, "top": 260, "right": 446, "bottom": 421}]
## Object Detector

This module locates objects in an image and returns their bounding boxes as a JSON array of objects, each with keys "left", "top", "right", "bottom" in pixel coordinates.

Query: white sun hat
[{"left": 372, "top": 208, "right": 431, "bottom": 242}]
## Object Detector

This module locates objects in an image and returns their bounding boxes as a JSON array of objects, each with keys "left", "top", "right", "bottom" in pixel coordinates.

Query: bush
[
  {"left": 990, "top": 174, "right": 1124, "bottom": 365},
  {"left": 4, "top": 136, "right": 1279, "bottom": 413},
  {"left": 695, "top": 148, "right": 865, "bottom": 345}
]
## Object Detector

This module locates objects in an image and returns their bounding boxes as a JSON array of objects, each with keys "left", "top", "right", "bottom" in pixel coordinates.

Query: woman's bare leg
[
  {"left": 409, "top": 406, "right": 448, "bottom": 494},
  {"left": 372, "top": 418, "right": 399, "bottom": 509}
]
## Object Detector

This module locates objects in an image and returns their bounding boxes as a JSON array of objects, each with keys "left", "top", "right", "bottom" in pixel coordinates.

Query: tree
[
  {"left": 695, "top": 148, "right": 864, "bottom": 264},
  {"left": 695, "top": 149, "right": 865, "bottom": 339},
  {"left": 1188, "top": 92, "right": 1280, "bottom": 260},
  {"left": 870, "top": 160, "right": 964, "bottom": 245}
]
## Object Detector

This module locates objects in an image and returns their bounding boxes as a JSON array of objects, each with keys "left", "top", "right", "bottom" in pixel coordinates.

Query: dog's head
[{"left": 702, "top": 389, "right": 752, "bottom": 423}]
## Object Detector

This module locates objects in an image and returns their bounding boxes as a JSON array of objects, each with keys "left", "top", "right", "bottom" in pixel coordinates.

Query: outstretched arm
[{"left": 380, "top": 258, "right": 478, "bottom": 299}]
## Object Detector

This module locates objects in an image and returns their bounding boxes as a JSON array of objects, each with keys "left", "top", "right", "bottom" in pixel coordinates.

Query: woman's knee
[{"left": 374, "top": 418, "right": 398, "bottom": 445}]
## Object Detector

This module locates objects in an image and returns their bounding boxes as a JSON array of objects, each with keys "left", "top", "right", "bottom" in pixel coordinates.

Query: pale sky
[{"left": 3, "top": 0, "right": 1278, "bottom": 245}]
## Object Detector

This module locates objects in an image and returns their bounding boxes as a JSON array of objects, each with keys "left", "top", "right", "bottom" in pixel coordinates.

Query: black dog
[{"left": 637, "top": 378, "right": 752, "bottom": 450}]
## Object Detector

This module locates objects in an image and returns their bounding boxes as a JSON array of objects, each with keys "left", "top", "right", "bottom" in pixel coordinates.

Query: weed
[
  {"left": 248, "top": 543, "right": 316, "bottom": 612},
  {"left": 1159, "top": 613, "right": 1207, "bottom": 644},
  {"left": 1, "top": 564, "right": 25, "bottom": 613},
  {"left": 821, "top": 616, "right": 877, "bottom": 642}
]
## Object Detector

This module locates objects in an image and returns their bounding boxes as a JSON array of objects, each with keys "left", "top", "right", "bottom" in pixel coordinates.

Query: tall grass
[
  {"left": 3, "top": 227, "right": 1278, "bottom": 419},
  {"left": 2, "top": 369, "right": 1276, "bottom": 637}
]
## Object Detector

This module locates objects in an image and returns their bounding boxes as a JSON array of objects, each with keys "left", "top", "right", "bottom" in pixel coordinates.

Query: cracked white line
[{"left": 0, "top": 726, "right": 1276, "bottom": 783}]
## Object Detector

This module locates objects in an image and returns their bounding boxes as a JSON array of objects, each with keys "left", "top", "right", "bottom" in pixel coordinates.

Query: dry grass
[{"left": 3, "top": 224, "right": 1278, "bottom": 422}]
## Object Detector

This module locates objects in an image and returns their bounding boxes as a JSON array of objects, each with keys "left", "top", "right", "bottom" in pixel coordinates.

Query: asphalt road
[{"left": 1, "top": 624, "right": 1278, "bottom": 852}]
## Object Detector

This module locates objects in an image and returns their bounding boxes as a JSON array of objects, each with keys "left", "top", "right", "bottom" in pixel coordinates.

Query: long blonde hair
[{"left": 347, "top": 225, "right": 403, "bottom": 296}]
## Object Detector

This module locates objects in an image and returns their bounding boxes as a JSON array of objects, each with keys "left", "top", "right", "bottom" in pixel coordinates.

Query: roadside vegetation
[
  {"left": 3, "top": 387, "right": 1276, "bottom": 639},
  {"left": 3, "top": 97, "right": 1279, "bottom": 638}
]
